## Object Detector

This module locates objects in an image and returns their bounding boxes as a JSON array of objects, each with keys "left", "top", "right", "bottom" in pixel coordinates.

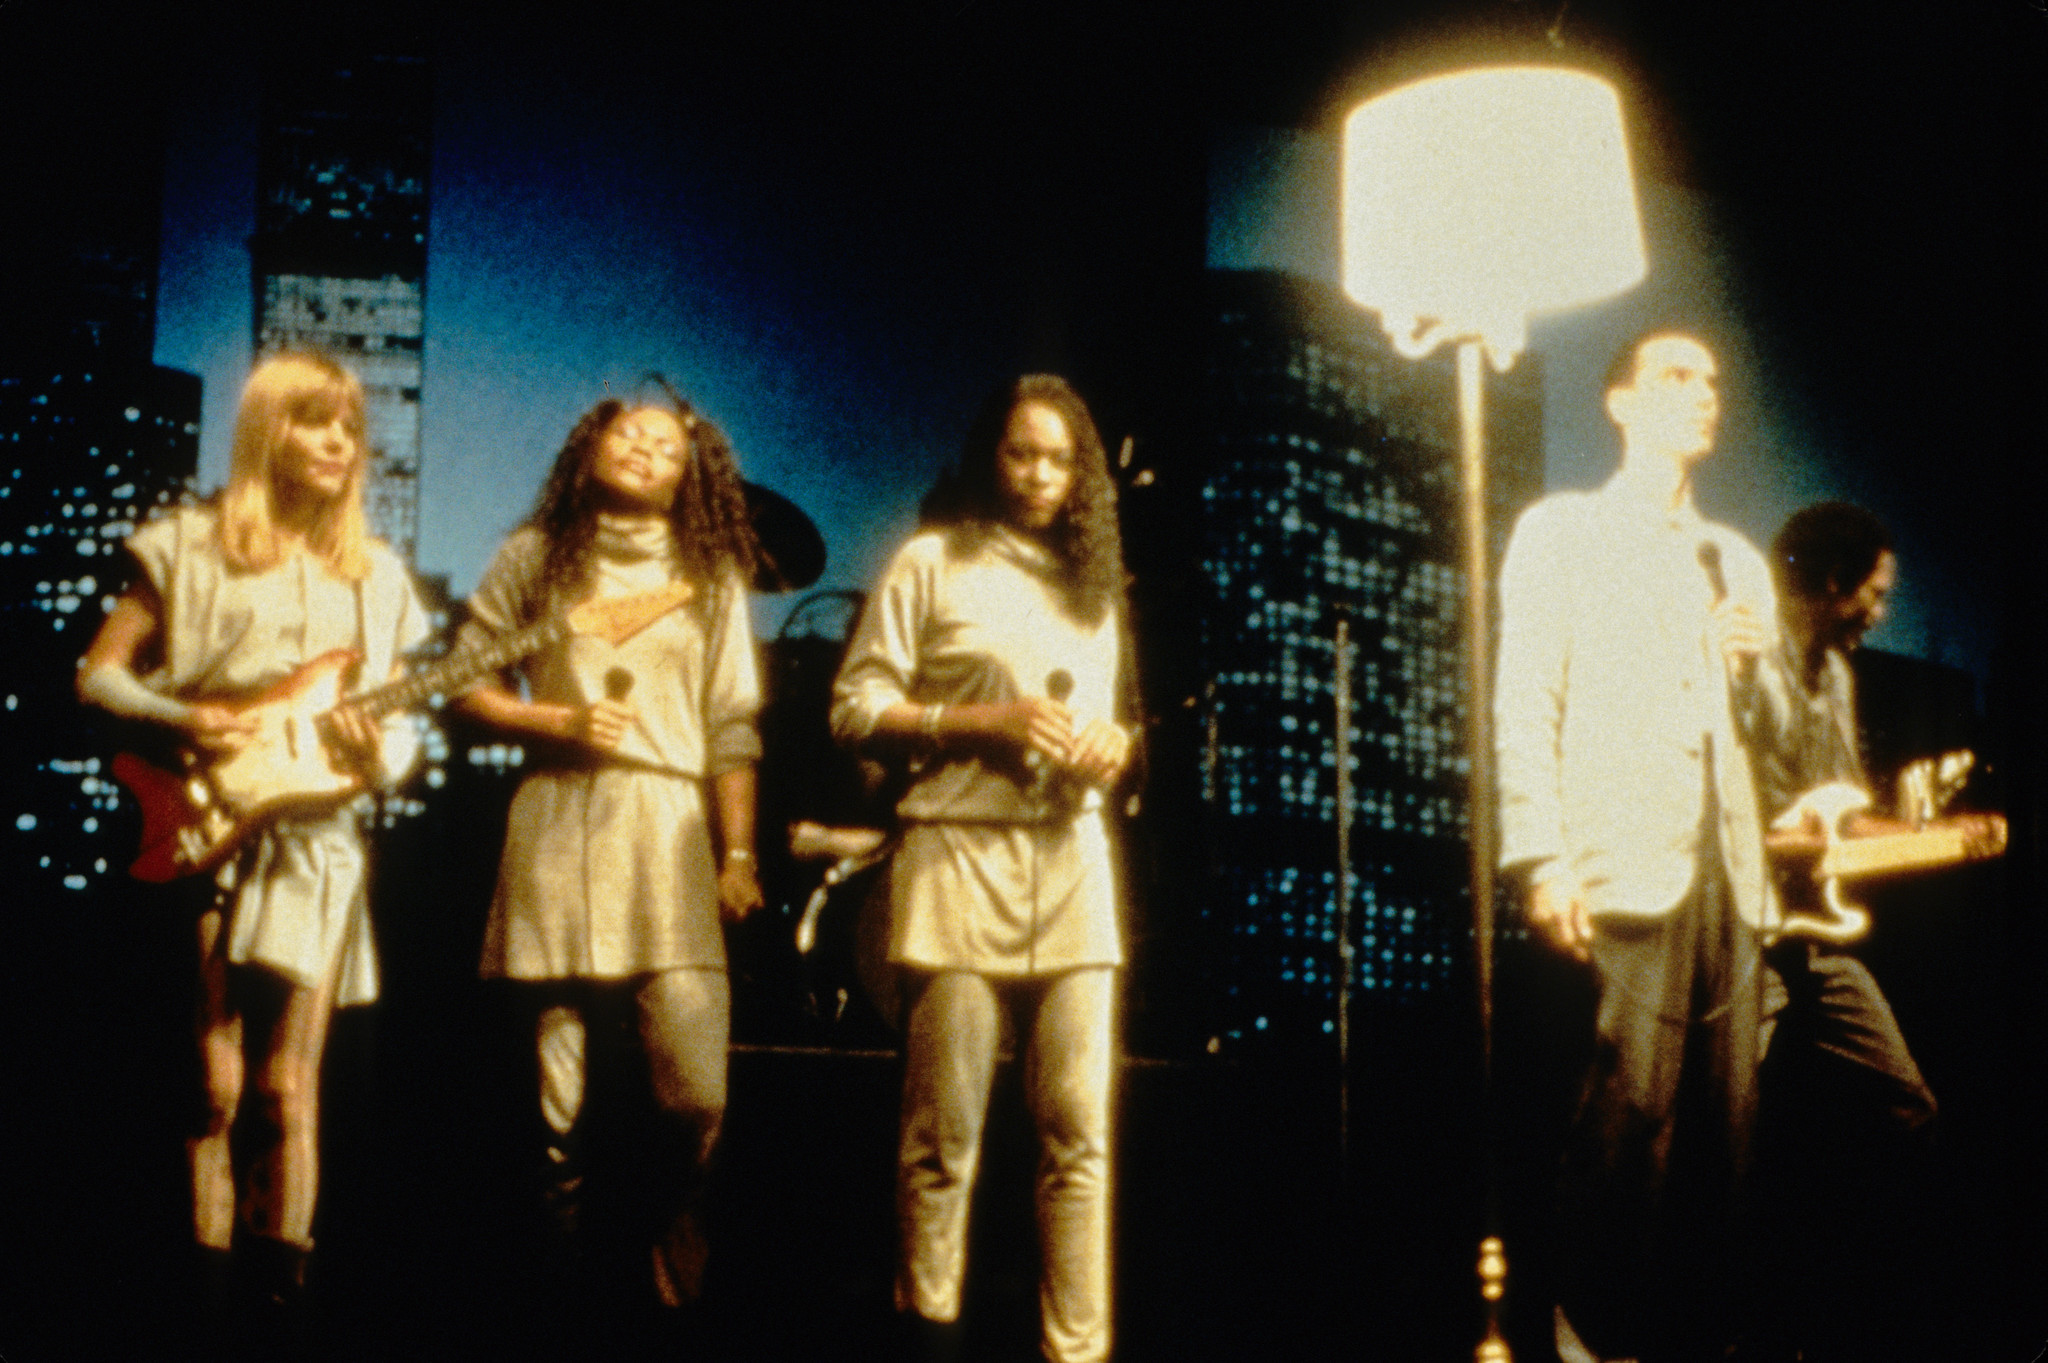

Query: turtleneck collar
[
  {"left": 594, "top": 512, "right": 677, "bottom": 564},
  {"left": 990, "top": 521, "right": 1059, "bottom": 576}
]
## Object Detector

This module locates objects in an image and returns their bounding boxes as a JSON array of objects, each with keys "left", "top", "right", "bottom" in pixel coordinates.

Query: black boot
[
  {"left": 178, "top": 1244, "right": 237, "bottom": 1359},
  {"left": 518, "top": 1139, "right": 591, "bottom": 1348},
  {"left": 897, "top": 1309, "right": 966, "bottom": 1363},
  {"left": 537, "top": 1142, "right": 586, "bottom": 1265},
  {"left": 231, "top": 1230, "right": 313, "bottom": 1361}
]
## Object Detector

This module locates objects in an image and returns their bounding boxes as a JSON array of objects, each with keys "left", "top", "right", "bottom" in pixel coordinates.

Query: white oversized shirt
[
  {"left": 831, "top": 524, "right": 1125, "bottom": 972},
  {"left": 1493, "top": 466, "right": 1778, "bottom": 928},
  {"left": 831, "top": 526, "right": 1120, "bottom": 824}
]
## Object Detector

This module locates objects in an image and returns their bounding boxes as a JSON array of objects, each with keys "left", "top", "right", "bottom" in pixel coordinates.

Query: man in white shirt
[{"left": 1495, "top": 333, "right": 1778, "bottom": 1363}]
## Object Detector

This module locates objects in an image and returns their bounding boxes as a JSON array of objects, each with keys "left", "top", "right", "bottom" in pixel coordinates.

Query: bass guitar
[{"left": 112, "top": 581, "right": 691, "bottom": 883}]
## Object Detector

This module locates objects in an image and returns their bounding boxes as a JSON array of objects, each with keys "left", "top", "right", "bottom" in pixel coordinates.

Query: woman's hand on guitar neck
[
  {"left": 321, "top": 705, "right": 385, "bottom": 780},
  {"left": 184, "top": 702, "right": 257, "bottom": 756}
]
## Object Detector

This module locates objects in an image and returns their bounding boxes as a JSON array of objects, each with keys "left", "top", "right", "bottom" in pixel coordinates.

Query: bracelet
[{"left": 920, "top": 703, "right": 946, "bottom": 741}]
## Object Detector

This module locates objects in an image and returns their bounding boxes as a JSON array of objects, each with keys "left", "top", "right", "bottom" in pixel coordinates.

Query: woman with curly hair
[
  {"left": 832, "top": 374, "right": 1138, "bottom": 1363},
  {"left": 455, "top": 383, "right": 766, "bottom": 1311},
  {"left": 77, "top": 352, "right": 427, "bottom": 1312}
]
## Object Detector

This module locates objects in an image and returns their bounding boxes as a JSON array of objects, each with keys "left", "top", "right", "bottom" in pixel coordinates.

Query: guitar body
[
  {"left": 115, "top": 651, "right": 367, "bottom": 883},
  {"left": 109, "top": 580, "right": 694, "bottom": 884},
  {"left": 208, "top": 650, "right": 368, "bottom": 816},
  {"left": 1768, "top": 782, "right": 2007, "bottom": 944}
]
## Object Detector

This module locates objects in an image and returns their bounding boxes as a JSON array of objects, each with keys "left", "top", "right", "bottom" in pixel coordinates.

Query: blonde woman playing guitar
[{"left": 77, "top": 353, "right": 429, "bottom": 1324}]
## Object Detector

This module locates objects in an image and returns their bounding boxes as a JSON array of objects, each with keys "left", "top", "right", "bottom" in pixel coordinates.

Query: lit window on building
[{"left": 1190, "top": 270, "right": 1541, "bottom": 1046}]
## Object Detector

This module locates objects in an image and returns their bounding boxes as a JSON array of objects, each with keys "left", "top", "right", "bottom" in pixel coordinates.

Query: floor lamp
[{"left": 1339, "top": 66, "right": 1647, "bottom": 1361}]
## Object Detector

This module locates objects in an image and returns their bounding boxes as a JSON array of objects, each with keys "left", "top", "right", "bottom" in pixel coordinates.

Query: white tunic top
[
  {"left": 462, "top": 519, "right": 762, "bottom": 979},
  {"left": 127, "top": 503, "right": 429, "bottom": 1005},
  {"left": 832, "top": 526, "right": 1124, "bottom": 974}
]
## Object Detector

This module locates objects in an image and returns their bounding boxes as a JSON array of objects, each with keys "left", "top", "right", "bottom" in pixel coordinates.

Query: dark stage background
[{"left": 4, "top": 1, "right": 2045, "bottom": 1359}]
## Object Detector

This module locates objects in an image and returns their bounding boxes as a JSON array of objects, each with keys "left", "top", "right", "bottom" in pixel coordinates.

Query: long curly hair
[
  {"left": 918, "top": 374, "right": 1127, "bottom": 627},
  {"left": 522, "top": 382, "right": 766, "bottom": 617}
]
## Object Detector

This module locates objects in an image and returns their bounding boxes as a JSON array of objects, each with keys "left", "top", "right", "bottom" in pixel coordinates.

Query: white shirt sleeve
[
  {"left": 831, "top": 537, "right": 937, "bottom": 747},
  {"left": 1493, "top": 497, "right": 1576, "bottom": 879}
]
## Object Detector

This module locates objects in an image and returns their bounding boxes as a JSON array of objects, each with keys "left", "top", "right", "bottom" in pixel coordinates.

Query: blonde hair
[{"left": 217, "top": 353, "right": 374, "bottom": 580}]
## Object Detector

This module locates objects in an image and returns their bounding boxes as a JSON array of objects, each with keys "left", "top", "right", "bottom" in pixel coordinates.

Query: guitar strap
[
  {"left": 1829, "top": 653, "right": 1864, "bottom": 784},
  {"left": 355, "top": 576, "right": 368, "bottom": 676},
  {"left": 350, "top": 567, "right": 393, "bottom": 696}
]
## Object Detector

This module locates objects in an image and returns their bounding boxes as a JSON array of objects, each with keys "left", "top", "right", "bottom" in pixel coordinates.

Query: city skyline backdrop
[
  {"left": 3, "top": 8, "right": 2043, "bottom": 1356},
  {"left": 31, "top": 0, "right": 2018, "bottom": 683}
]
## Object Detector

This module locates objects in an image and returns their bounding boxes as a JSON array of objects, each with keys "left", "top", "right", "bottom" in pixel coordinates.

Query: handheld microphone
[
  {"left": 1697, "top": 541, "right": 1757, "bottom": 692},
  {"left": 1028, "top": 669, "right": 1102, "bottom": 812},
  {"left": 604, "top": 668, "right": 635, "bottom": 701},
  {"left": 1025, "top": 670, "right": 1076, "bottom": 796},
  {"left": 1698, "top": 541, "right": 1727, "bottom": 604}
]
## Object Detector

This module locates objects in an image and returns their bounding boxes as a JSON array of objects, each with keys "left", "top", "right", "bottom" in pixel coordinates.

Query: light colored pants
[
  {"left": 897, "top": 967, "right": 1117, "bottom": 1363},
  {"left": 536, "top": 967, "right": 729, "bottom": 1303},
  {"left": 536, "top": 967, "right": 730, "bottom": 1146}
]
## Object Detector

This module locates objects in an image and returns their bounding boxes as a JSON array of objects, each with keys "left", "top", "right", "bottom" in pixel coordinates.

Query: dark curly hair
[
  {"left": 523, "top": 382, "right": 766, "bottom": 618},
  {"left": 918, "top": 374, "right": 1127, "bottom": 627},
  {"left": 1772, "top": 501, "right": 1892, "bottom": 602}
]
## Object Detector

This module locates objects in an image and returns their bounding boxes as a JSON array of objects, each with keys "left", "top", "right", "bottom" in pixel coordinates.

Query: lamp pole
[
  {"left": 1340, "top": 66, "right": 1647, "bottom": 1363},
  {"left": 1454, "top": 339, "right": 1497, "bottom": 1087},
  {"left": 1455, "top": 336, "right": 1511, "bottom": 1363}
]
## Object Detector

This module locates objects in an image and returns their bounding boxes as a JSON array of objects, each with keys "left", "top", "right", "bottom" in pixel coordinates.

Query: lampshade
[{"left": 1341, "top": 66, "right": 1646, "bottom": 368}]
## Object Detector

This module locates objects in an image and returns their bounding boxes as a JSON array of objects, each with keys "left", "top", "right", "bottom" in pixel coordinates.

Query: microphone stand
[{"left": 1333, "top": 607, "right": 1356, "bottom": 1186}]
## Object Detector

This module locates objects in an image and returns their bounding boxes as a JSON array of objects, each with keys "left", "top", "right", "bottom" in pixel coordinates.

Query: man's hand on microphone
[
  {"left": 1526, "top": 876, "right": 1593, "bottom": 963},
  {"left": 1711, "top": 599, "right": 1772, "bottom": 673}
]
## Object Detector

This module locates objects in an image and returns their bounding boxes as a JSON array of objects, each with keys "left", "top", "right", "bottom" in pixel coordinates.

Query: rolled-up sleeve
[
  {"left": 124, "top": 512, "right": 179, "bottom": 601},
  {"left": 830, "top": 539, "right": 934, "bottom": 748},
  {"left": 1494, "top": 498, "right": 1573, "bottom": 879},
  {"left": 456, "top": 528, "right": 546, "bottom": 682},
  {"left": 702, "top": 572, "right": 763, "bottom": 774}
]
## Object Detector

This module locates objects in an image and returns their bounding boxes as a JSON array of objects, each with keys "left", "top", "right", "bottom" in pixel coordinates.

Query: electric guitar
[
  {"left": 111, "top": 581, "right": 692, "bottom": 883},
  {"left": 1764, "top": 777, "right": 2006, "bottom": 944}
]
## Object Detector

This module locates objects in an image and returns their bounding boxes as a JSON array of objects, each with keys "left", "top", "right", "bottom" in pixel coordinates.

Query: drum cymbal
[{"left": 744, "top": 481, "right": 826, "bottom": 592}]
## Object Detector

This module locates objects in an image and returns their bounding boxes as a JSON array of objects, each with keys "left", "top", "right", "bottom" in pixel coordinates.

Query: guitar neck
[
  {"left": 1818, "top": 824, "right": 1976, "bottom": 880},
  {"left": 348, "top": 614, "right": 569, "bottom": 719}
]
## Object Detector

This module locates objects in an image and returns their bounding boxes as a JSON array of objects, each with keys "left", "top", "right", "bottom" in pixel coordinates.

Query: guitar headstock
[
  {"left": 563, "top": 581, "right": 693, "bottom": 645},
  {"left": 1896, "top": 748, "right": 1975, "bottom": 825}
]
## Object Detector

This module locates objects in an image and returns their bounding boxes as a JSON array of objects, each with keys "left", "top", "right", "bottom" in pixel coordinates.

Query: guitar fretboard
[{"left": 350, "top": 615, "right": 570, "bottom": 719}]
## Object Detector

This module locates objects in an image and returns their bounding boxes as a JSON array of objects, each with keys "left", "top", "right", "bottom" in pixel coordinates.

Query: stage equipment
[
  {"left": 742, "top": 481, "right": 828, "bottom": 591},
  {"left": 1340, "top": 65, "right": 1646, "bottom": 1361}
]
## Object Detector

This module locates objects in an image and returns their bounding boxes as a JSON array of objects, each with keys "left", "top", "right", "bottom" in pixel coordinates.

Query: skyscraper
[
  {"left": 1192, "top": 268, "right": 1542, "bottom": 1049},
  {"left": 2, "top": 183, "right": 201, "bottom": 899},
  {"left": 251, "top": 42, "right": 431, "bottom": 562}
]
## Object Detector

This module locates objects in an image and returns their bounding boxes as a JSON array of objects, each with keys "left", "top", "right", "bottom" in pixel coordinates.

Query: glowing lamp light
[
  {"left": 1338, "top": 70, "right": 1648, "bottom": 1360},
  {"left": 1341, "top": 66, "right": 1646, "bottom": 369}
]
